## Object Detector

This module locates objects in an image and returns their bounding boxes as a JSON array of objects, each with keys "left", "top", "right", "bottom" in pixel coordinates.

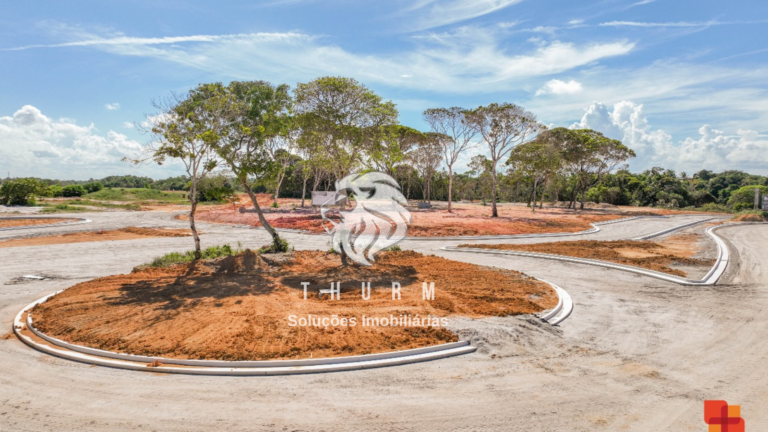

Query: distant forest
[{"left": 4, "top": 167, "right": 767, "bottom": 212}]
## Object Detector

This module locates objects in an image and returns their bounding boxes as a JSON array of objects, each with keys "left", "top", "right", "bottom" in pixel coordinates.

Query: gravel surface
[{"left": 2, "top": 210, "right": 764, "bottom": 431}]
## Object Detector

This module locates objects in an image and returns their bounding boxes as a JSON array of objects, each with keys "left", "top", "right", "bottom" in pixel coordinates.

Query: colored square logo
[{"left": 705, "top": 400, "right": 745, "bottom": 432}]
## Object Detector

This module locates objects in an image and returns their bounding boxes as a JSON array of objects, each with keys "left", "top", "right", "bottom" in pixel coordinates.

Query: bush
[
  {"left": 727, "top": 185, "right": 768, "bottom": 210},
  {"left": 83, "top": 182, "right": 104, "bottom": 193},
  {"left": 698, "top": 203, "right": 731, "bottom": 213},
  {"left": 62, "top": 184, "right": 87, "bottom": 197},
  {"left": 0, "top": 178, "right": 47, "bottom": 205},
  {"left": 145, "top": 244, "right": 242, "bottom": 268},
  {"left": 49, "top": 185, "right": 64, "bottom": 198},
  {"left": 258, "top": 236, "right": 290, "bottom": 254}
]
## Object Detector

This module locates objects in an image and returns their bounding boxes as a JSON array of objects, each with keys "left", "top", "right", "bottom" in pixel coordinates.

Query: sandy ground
[
  {"left": 3, "top": 210, "right": 768, "bottom": 431},
  {"left": 457, "top": 237, "right": 714, "bottom": 277},
  {"left": 0, "top": 227, "right": 190, "bottom": 248},
  {"left": 32, "top": 250, "right": 554, "bottom": 360},
  {"left": 0, "top": 218, "right": 76, "bottom": 228}
]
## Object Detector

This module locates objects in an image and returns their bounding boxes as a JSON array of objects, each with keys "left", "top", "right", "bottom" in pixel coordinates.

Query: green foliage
[
  {"left": 727, "top": 185, "right": 768, "bottom": 211},
  {"left": 40, "top": 204, "right": 89, "bottom": 213},
  {"left": 145, "top": 244, "right": 241, "bottom": 268},
  {"left": 85, "top": 188, "right": 187, "bottom": 203},
  {"left": 0, "top": 178, "right": 48, "bottom": 206},
  {"left": 49, "top": 185, "right": 64, "bottom": 198},
  {"left": 83, "top": 182, "right": 104, "bottom": 193},
  {"left": 194, "top": 175, "right": 236, "bottom": 202},
  {"left": 258, "top": 235, "right": 290, "bottom": 254},
  {"left": 384, "top": 245, "right": 402, "bottom": 251},
  {"left": 62, "top": 184, "right": 87, "bottom": 197}
]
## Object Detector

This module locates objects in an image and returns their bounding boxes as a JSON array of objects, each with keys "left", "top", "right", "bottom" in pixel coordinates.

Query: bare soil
[
  {"left": 0, "top": 218, "right": 76, "bottom": 228},
  {"left": 31, "top": 250, "right": 556, "bottom": 361},
  {"left": 0, "top": 227, "right": 190, "bottom": 248},
  {"left": 458, "top": 238, "right": 714, "bottom": 277},
  {"left": 191, "top": 195, "right": 638, "bottom": 237}
]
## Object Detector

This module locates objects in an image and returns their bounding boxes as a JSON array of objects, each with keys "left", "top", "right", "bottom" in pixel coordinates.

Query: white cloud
[
  {"left": 9, "top": 27, "right": 634, "bottom": 94},
  {"left": 571, "top": 101, "right": 768, "bottom": 174},
  {"left": 0, "top": 105, "right": 175, "bottom": 180},
  {"left": 405, "top": 0, "right": 525, "bottom": 31},
  {"left": 122, "top": 121, "right": 135, "bottom": 128},
  {"left": 599, "top": 20, "right": 767, "bottom": 28},
  {"left": 105, "top": 102, "right": 120, "bottom": 110},
  {"left": 536, "top": 79, "right": 583, "bottom": 96}
]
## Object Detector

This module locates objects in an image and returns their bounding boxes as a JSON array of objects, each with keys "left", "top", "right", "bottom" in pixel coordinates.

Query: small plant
[
  {"left": 270, "top": 201, "right": 279, "bottom": 208},
  {"left": 384, "top": 245, "right": 402, "bottom": 251},
  {"left": 258, "top": 236, "right": 290, "bottom": 254},
  {"left": 143, "top": 244, "right": 241, "bottom": 268}
]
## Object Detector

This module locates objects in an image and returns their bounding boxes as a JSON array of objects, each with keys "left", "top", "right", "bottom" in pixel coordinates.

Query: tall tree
[
  {"left": 466, "top": 103, "right": 543, "bottom": 217},
  {"left": 423, "top": 107, "right": 477, "bottom": 212},
  {"left": 294, "top": 76, "right": 398, "bottom": 181},
  {"left": 552, "top": 128, "right": 636, "bottom": 210},
  {"left": 410, "top": 133, "right": 446, "bottom": 203},
  {"left": 507, "top": 135, "right": 563, "bottom": 211},
  {"left": 366, "top": 125, "right": 425, "bottom": 176},
  {"left": 211, "top": 80, "right": 291, "bottom": 249},
  {"left": 132, "top": 90, "right": 220, "bottom": 257}
]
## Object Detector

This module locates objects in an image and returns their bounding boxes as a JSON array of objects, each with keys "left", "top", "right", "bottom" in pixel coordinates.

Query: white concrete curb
[
  {"left": 631, "top": 217, "right": 717, "bottom": 240},
  {"left": 13, "top": 294, "right": 476, "bottom": 375},
  {"left": 403, "top": 215, "right": 656, "bottom": 241},
  {"left": 536, "top": 280, "right": 573, "bottom": 326},
  {"left": 0, "top": 217, "right": 91, "bottom": 232},
  {"left": 443, "top": 222, "right": 760, "bottom": 286}
]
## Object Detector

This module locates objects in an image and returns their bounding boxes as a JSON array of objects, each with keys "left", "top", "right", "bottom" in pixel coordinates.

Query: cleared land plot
[
  {"left": 193, "top": 197, "right": 646, "bottom": 237},
  {"left": 31, "top": 250, "right": 557, "bottom": 361},
  {"left": 0, "top": 227, "right": 190, "bottom": 248},
  {"left": 458, "top": 235, "right": 715, "bottom": 277}
]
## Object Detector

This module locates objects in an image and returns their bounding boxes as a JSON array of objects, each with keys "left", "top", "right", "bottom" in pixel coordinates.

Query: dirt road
[{"left": 1, "top": 210, "right": 763, "bottom": 431}]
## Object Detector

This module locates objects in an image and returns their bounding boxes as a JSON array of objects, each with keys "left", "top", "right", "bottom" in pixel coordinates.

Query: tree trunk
[
  {"left": 273, "top": 170, "right": 285, "bottom": 207},
  {"left": 301, "top": 176, "right": 308, "bottom": 207},
  {"left": 447, "top": 166, "right": 454, "bottom": 212},
  {"left": 530, "top": 179, "right": 538, "bottom": 213},
  {"left": 188, "top": 181, "right": 202, "bottom": 259},
  {"left": 491, "top": 162, "right": 499, "bottom": 217},
  {"left": 540, "top": 176, "right": 549, "bottom": 209},
  {"left": 240, "top": 177, "right": 280, "bottom": 243}
]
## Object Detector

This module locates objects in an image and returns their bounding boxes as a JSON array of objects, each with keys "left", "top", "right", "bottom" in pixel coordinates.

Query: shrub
[
  {"left": 144, "top": 244, "right": 241, "bottom": 268},
  {"left": 83, "top": 182, "right": 104, "bottom": 193},
  {"left": 49, "top": 185, "right": 64, "bottom": 198},
  {"left": 0, "top": 178, "right": 48, "bottom": 205},
  {"left": 258, "top": 236, "right": 290, "bottom": 254},
  {"left": 62, "top": 184, "right": 87, "bottom": 197},
  {"left": 727, "top": 185, "right": 768, "bottom": 210},
  {"left": 698, "top": 203, "right": 731, "bottom": 213}
]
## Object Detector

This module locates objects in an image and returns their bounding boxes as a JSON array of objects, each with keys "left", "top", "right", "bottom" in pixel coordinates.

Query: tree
[
  {"left": 423, "top": 107, "right": 477, "bottom": 212},
  {"left": 466, "top": 103, "right": 543, "bottom": 217},
  {"left": 507, "top": 138, "right": 562, "bottom": 212},
  {"left": 265, "top": 130, "right": 298, "bottom": 207},
  {"left": 209, "top": 80, "right": 290, "bottom": 250},
  {"left": 62, "top": 184, "right": 87, "bottom": 197},
  {"left": 366, "top": 125, "right": 425, "bottom": 176},
  {"left": 467, "top": 155, "right": 494, "bottom": 205},
  {"left": 133, "top": 89, "right": 220, "bottom": 258},
  {"left": 294, "top": 76, "right": 398, "bottom": 181},
  {"left": 410, "top": 133, "right": 444, "bottom": 203},
  {"left": 0, "top": 178, "right": 48, "bottom": 206},
  {"left": 557, "top": 128, "right": 636, "bottom": 210}
]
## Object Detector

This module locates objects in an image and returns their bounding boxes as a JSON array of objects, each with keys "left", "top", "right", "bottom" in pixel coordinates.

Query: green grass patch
[
  {"left": 40, "top": 204, "right": 90, "bottom": 213},
  {"left": 69, "top": 199, "right": 141, "bottom": 210},
  {"left": 144, "top": 243, "right": 243, "bottom": 268},
  {"left": 85, "top": 188, "right": 188, "bottom": 203}
]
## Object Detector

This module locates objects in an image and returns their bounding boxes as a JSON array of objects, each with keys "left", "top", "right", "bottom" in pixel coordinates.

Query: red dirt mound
[{"left": 31, "top": 250, "right": 557, "bottom": 361}]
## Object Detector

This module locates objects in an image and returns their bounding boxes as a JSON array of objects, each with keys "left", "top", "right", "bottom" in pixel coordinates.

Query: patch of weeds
[
  {"left": 258, "top": 236, "right": 291, "bottom": 254},
  {"left": 143, "top": 243, "right": 242, "bottom": 268},
  {"left": 384, "top": 245, "right": 403, "bottom": 251},
  {"left": 40, "top": 204, "right": 90, "bottom": 213}
]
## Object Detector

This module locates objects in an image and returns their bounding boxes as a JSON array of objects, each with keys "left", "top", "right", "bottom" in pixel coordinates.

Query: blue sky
[{"left": 1, "top": 0, "right": 767, "bottom": 179}]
